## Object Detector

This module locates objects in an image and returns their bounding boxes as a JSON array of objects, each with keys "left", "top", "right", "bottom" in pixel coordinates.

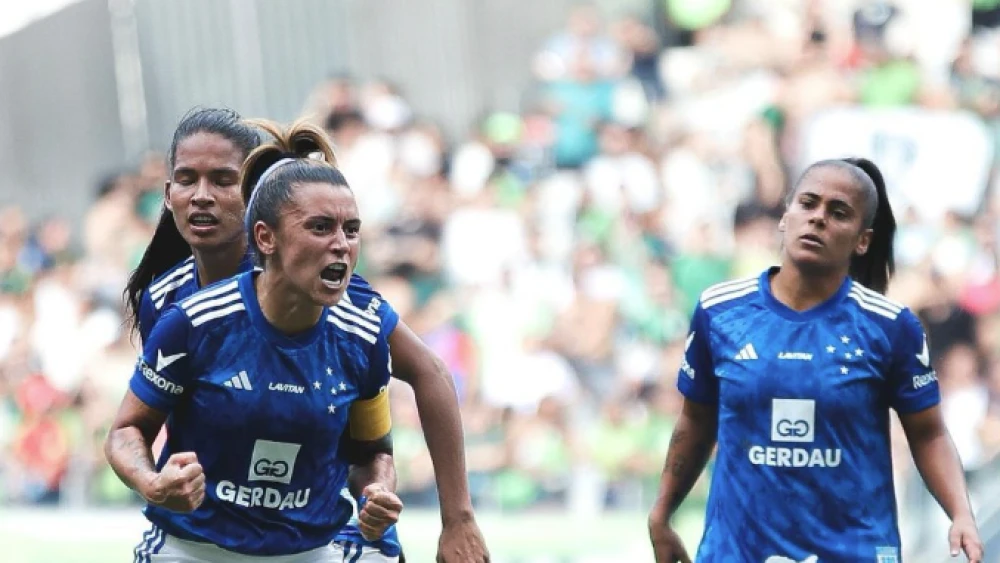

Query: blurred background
[{"left": 1, "top": 0, "right": 999, "bottom": 561}]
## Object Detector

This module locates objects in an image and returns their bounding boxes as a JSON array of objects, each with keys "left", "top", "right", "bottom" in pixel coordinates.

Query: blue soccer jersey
[
  {"left": 138, "top": 254, "right": 254, "bottom": 343},
  {"left": 140, "top": 258, "right": 402, "bottom": 555},
  {"left": 677, "top": 268, "right": 940, "bottom": 563},
  {"left": 330, "top": 278, "right": 403, "bottom": 557},
  {"left": 129, "top": 271, "right": 398, "bottom": 556}
]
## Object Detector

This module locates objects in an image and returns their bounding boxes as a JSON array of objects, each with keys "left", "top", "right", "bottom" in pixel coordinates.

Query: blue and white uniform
[
  {"left": 131, "top": 271, "right": 397, "bottom": 561},
  {"left": 678, "top": 268, "right": 940, "bottom": 563},
  {"left": 139, "top": 261, "right": 403, "bottom": 561}
]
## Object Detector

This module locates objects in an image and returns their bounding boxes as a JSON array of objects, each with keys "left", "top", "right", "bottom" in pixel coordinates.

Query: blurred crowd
[{"left": 2, "top": 0, "right": 1000, "bottom": 552}]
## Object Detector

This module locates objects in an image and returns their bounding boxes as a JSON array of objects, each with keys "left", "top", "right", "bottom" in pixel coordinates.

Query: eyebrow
[
  {"left": 799, "top": 191, "right": 855, "bottom": 209},
  {"left": 172, "top": 166, "right": 240, "bottom": 175},
  {"left": 306, "top": 215, "right": 362, "bottom": 225}
]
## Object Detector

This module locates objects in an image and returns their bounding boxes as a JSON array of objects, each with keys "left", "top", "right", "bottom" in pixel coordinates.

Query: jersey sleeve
[
  {"left": 348, "top": 332, "right": 393, "bottom": 442},
  {"left": 348, "top": 278, "right": 400, "bottom": 398},
  {"left": 346, "top": 285, "right": 399, "bottom": 442},
  {"left": 676, "top": 302, "right": 718, "bottom": 404},
  {"left": 886, "top": 308, "right": 941, "bottom": 414},
  {"left": 128, "top": 305, "right": 195, "bottom": 412},
  {"left": 137, "top": 289, "right": 159, "bottom": 344}
]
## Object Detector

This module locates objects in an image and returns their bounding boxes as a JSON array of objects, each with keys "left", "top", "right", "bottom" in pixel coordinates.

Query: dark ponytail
[
  {"left": 842, "top": 157, "right": 896, "bottom": 295},
  {"left": 239, "top": 119, "right": 344, "bottom": 267},
  {"left": 123, "top": 107, "right": 261, "bottom": 335}
]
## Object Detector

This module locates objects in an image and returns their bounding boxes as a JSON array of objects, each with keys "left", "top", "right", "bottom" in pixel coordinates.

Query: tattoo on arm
[
  {"left": 663, "top": 426, "right": 714, "bottom": 513},
  {"left": 666, "top": 429, "right": 691, "bottom": 477},
  {"left": 120, "top": 430, "right": 155, "bottom": 474},
  {"left": 107, "top": 427, "right": 157, "bottom": 490}
]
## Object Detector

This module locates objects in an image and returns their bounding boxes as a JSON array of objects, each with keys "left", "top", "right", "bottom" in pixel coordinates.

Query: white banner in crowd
[{"left": 798, "top": 107, "right": 993, "bottom": 223}]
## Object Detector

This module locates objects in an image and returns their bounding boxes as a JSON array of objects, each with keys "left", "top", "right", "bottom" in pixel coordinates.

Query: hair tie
[{"left": 245, "top": 157, "right": 296, "bottom": 230}]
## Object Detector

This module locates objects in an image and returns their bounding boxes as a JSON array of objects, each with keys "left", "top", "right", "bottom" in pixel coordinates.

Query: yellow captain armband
[{"left": 348, "top": 385, "right": 392, "bottom": 441}]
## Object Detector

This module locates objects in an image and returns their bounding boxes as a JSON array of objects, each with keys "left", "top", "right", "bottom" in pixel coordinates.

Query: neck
[
  {"left": 193, "top": 241, "right": 247, "bottom": 287},
  {"left": 255, "top": 269, "right": 324, "bottom": 334},
  {"left": 770, "top": 262, "right": 846, "bottom": 312}
]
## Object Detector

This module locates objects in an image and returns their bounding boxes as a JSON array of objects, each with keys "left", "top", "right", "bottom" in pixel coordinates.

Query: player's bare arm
[
  {"left": 649, "top": 399, "right": 717, "bottom": 563},
  {"left": 105, "top": 390, "right": 167, "bottom": 496},
  {"left": 105, "top": 390, "right": 205, "bottom": 513},
  {"left": 900, "top": 405, "right": 983, "bottom": 562},
  {"left": 387, "top": 322, "right": 489, "bottom": 562},
  {"left": 652, "top": 399, "right": 718, "bottom": 519}
]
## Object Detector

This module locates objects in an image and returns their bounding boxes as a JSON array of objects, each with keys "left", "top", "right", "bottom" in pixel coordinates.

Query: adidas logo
[
  {"left": 735, "top": 343, "right": 758, "bottom": 361},
  {"left": 224, "top": 371, "right": 253, "bottom": 390}
]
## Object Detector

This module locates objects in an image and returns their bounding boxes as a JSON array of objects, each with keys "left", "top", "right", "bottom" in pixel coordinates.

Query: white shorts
[
  {"left": 134, "top": 525, "right": 338, "bottom": 563},
  {"left": 331, "top": 541, "right": 399, "bottom": 563}
]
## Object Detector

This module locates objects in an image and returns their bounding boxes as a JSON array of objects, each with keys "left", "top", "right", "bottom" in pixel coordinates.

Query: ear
[
  {"left": 163, "top": 181, "right": 174, "bottom": 212},
  {"left": 253, "top": 221, "right": 276, "bottom": 258},
  {"left": 855, "top": 228, "right": 872, "bottom": 256}
]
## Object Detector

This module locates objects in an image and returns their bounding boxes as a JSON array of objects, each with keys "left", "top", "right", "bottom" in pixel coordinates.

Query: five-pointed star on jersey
[{"left": 829, "top": 337, "right": 864, "bottom": 376}]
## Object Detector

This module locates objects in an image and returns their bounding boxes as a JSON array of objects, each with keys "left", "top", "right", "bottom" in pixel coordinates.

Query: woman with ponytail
[
  {"left": 649, "top": 158, "right": 983, "bottom": 562},
  {"left": 112, "top": 122, "right": 488, "bottom": 563},
  {"left": 107, "top": 120, "right": 403, "bottom": 562},
  {"left": 124, "top": 107, "right": 261, "bottom": 342}
]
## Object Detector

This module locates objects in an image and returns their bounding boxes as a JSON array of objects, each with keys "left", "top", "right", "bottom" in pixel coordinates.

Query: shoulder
[
  {"left": 144, "top": 257, "right": 196, "bottom": 311},
  {"left": 176, "top": 275, "right": 247, "bottom": 330},
  {"left": 344, "top": 273, "right": 385, "bottom": 313},
  {"left": 844, "top": 281, "right": 913, "bottom": 326},
  {"left": 346, "top": 273, "right": 374, "bottom": 293},
  {"left": 697, "top": 275, "right": 760, "bottom": 315},
  {"left": 344, "top": 274, "right": 398, "bottom": 330},
  {"left": 326, "top": 296, "right": 389, "bottom": 347},
  {"left": 844, "top": 281, "right": 924, "bottom": 343}
]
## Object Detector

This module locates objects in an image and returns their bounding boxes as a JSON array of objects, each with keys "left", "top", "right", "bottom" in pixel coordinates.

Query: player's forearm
[
  {"left": 909, "top": 429, "right": 974, "bottom": 521},
  {"left": 105, "top": 426, "right": 159, "bottom": 501},
  {"left": 348, "top": 452, "right": 397, "bottom": 499},
  {"left": 650, "top": 402, "right": 717, "bottom": 522},
  {"left": 410, "top": 359, "right": 475, "bottom": 525}
]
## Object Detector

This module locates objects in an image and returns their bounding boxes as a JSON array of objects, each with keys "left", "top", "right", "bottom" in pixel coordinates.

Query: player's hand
[
  {"left": 948, "top": 513, "right": 983, "bottom": 562},
  {"left": 144, "top": 452, "right": 205, "bottom": 513},
  {"left": 358, "top": 483, "right": 403, "bottom": 541},
  {"left": 649, "top": 516, "right": 692, "bottom": 563},
  {"left": 437, "top": 513, "right": 489, "bottom": 563}
]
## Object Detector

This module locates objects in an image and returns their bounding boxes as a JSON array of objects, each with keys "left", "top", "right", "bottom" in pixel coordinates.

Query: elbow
[
  {"left": 429, "top": 354, "right": 453, "bottom": 386},
  {"left": 103, "top": 427, "right": 119, "bottom": 467}
]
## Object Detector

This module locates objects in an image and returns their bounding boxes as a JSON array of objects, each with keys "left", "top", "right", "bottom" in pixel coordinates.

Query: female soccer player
[
  {"left": 122, "top": 108, "right": 404, "bottom": 561},
  {"left": 122, "top": 109, "right": 487, "bottom": 562},
  {"left": 106, "top": 121, "right": 403, "bottom": 561},
  {"left": 648, "top": 158, "right": 984, "bottom": 562}
]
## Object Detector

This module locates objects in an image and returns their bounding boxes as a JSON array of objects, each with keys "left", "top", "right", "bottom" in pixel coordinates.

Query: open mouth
[
  {"left": 189, "top": 213, "right": 219, "bottom": 228},
  {"left": 320, "top": 263, "right": 348, "bottom": 289}
]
